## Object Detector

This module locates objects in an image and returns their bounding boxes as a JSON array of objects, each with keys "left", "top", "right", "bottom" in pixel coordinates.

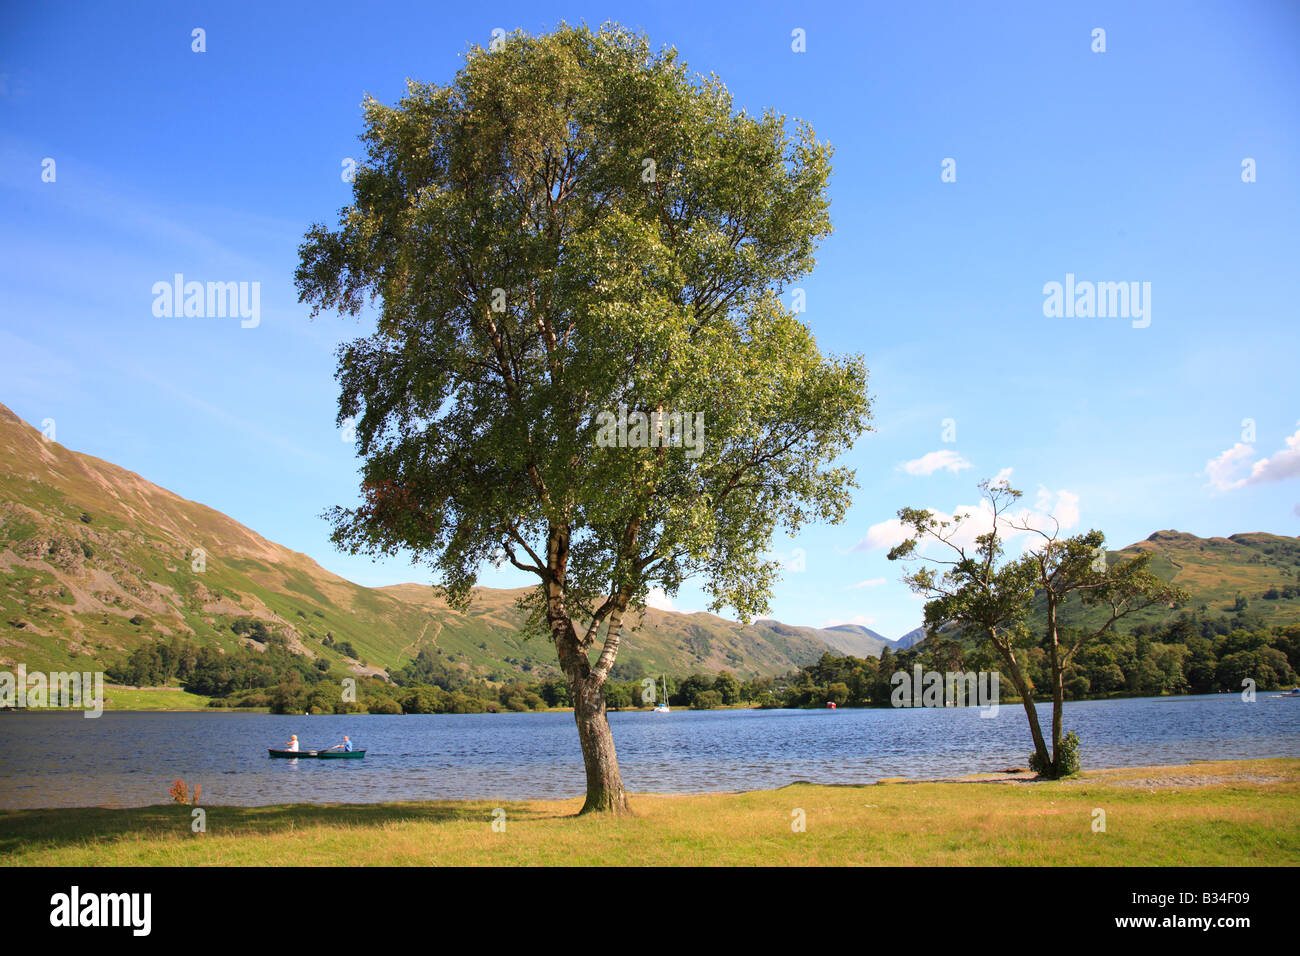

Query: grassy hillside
[
  {"left": 1058, "top": 529, "right": 1300, "bottom": 631},
  {"left": 903, "top": 529, "right": 1300, "bottom": 652},
  {"left": 0, "top": 403, "right": 865, "bottom": 683}
]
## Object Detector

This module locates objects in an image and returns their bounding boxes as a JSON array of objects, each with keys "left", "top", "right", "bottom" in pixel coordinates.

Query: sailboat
[{"left": 654, "top": 675, "right": 670, "bottom": 713}]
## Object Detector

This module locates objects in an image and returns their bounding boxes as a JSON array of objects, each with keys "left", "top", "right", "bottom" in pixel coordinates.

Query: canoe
[{"left": 268, "top": 748, "right": 365, "bottom": 759}]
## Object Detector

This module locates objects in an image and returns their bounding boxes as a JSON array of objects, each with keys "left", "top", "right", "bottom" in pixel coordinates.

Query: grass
[
  {"left": 101, "top": 686, "right": 215, "bottom": 711},
  {"left": 3, "top": 758, "right": 1297, "bottom": 866}
]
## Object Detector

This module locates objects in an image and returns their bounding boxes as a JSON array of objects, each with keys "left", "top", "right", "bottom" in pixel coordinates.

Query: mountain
[
  {"left": 0, "top": 402, "right": 882, "bottom": 680},
  {"left": 1069, "top": 529, "right": 1300, "bottom": 629},
  {"left": 8, "top": 400, "right": 1292, "bottom": 682},
  {"left": 893, "top": 626, "right": 928, "bottom": 650},
  {"left": 900, "top": 529, "right": 1300, "bottom": 649},
  {"left": 817, "top": 623, "right": 893, "bottom": 657}
]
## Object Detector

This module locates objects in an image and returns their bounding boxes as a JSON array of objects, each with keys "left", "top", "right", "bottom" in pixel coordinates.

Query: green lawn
[
  {"left": 101, "top": 686, "right": 217, "bottom": 711},
  {"left": 3, "top": 758, "right": 1297, "bottom": 866}
]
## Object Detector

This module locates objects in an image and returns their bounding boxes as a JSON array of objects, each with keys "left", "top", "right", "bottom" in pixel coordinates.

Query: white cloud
[
  {"left": 856, "top": 518, "right": 911, "bottom": 552},
  {"left": 900, "top": 450, "right": 972, "bottom": 476},
  {"left": 854, "top": 486, "right": 1082, "bottom": 554},
  {"left": 645, "top": 588, "right": 702, "bottom": 616},
  {"left": 1206, "top": 424, "right": 1300, "bottom": 491},
  {"left": 1051, "top": 489, "right": 1080, "bottom": 528},
  {"left": 1247, "top": 426, "right": 1300, "bottom": 484},
  {"left": 646, "top": 588, "right": 675, "bottom": 611},
  {"left": 1205, "top": 442, "right": 1256, "bottom": 491},
  {"left": 847, "top": 577, "right": 886, "bottom": 590},
  {"left": 768, "top": 547, "right": 807, "bottom": 573}
]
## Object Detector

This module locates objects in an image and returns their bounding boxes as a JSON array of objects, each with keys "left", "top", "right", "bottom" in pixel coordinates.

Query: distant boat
[
  {"left": 1267, "top": 687, "right": 1300, "bottom": 699},
  {"left": 654, "top": 675, "right": 670, "bottom": 713},
  {"left": 826, "top": 701, "right": 837, "bottom": 709},
  {"left": 268, "top": 748, "right": 365, "bottom": 759}
]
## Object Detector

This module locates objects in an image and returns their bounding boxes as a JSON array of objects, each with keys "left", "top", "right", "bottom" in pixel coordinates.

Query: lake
[{"left": 1, "top": 694, "right": 1298, "bottom": 809}]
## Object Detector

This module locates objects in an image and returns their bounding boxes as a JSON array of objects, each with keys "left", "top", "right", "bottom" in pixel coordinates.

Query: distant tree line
[
  {"left": 106, "top": 612, "right": 1299, "bottom": 715},
  {"left": 107, "top": 634, "right": 326, "bottom": 697},
  {"left": 758, "top": 615, "right": 1300, "bottom": 709}
]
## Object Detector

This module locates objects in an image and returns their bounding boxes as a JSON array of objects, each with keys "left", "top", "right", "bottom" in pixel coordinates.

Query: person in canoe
[
  {"left": 327, "top": 736, "right": 353, "bottom": 753},
  {"left": 285, "top": 734, "right": 300, "bottom": 752}
]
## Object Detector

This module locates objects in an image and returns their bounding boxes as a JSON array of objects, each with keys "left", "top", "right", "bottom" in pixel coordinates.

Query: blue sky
[{"left": 1, "top": 0, "right": 1297, "bottom": 640}]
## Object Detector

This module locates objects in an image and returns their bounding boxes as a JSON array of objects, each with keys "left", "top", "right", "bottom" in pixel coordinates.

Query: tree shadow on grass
[{"left": 0, "top": 800, "right": 559, "bottom": 857}]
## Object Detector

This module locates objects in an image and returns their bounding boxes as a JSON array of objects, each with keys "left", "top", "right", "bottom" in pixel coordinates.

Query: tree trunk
[
  {"left": 571, "top": 675, "right": 630, "bottom": 815},
  {"left": 1046, "top": 599, "right": 1065, "bottom": 779},
  {"left": 542, "top": 527, "right": 631, "bottom": 815},
  {"left": 993, "top": 640, "right": 1052, "bottom": 773}
]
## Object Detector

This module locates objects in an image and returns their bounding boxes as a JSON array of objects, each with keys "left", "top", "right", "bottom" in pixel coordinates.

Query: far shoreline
[{"left": 3, "top": 686, "right": 1269, "bottom": 717}]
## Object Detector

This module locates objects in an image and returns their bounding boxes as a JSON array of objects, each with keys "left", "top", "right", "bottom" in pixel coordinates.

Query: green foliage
[
  {"left": 1029, "top": 730, "right": 1080, "bottom": 778},
  {"left": 536, "top": 678, "right": 571, "bottom": 708},
  {"left": 230, "top": 616, "right": 271, "bottom": 643},
  {"left": 391, "top": 648, "right": 456, "bottom": 689},
  {"left": 603, "top": 683, "right": 633, "bottom": 710},
  {"left": 297, "top": 20, "right": 869, "bottom": 673},
  {"left": 749, "top": 616, "right": 1300, "bottom": 711},
  {"left": 500, "top": 684, "right": 547, "bottom": 711},
  {"left": 690, "top": 690, "right": 722, "bottom": 709},
  {"left": 888, "top": 477, "right": 1186, "bottom": 780},
  {"left": 713, "top": 670, "right": 741, "bottom": 705}
]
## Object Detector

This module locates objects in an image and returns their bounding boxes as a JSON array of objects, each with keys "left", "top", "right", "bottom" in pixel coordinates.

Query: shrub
[
  {"left": 691, "top": 689, "right": 723, "bottom": 710},
  {"left": 168, "top": 780, "right": 200, "bottom": 805},
  {"left": 1029, "top": 731, "right": 1081, "bottom": 778}
]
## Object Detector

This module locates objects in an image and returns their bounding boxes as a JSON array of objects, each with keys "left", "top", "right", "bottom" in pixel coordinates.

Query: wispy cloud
[
  {"left": 646, "top": 587, "right": 701, "bottom": 615},
  {"left": 899, "top": 449, "right": 971, "bottom": 476},
  {"left": 854, "top": 479, "right": 1082, "bottom": 554},
  {"left": 1205, "top": 424, "right": 1300, "bottom": 491},
  {"left": 847, "top": 577, "right": 885, "bottom": 590},
  {"left": 136, "top": 369, "right": 331, "bottom": 467}
]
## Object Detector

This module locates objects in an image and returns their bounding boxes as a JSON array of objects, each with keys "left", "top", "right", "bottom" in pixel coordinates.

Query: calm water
[{"left": 1, "top": 695, "right": 1298, "bottom": 809}]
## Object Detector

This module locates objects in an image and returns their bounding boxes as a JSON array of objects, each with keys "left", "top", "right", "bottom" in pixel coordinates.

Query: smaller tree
[
  {"left": 1005, "top": 519, "right": 1185, "bottom": 775},
  {"left": 889, "top": 478, "right": 1184, "bottom": 778},
  {"left": 713, "top": 670, "right": 741, "bottom": 705}
]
